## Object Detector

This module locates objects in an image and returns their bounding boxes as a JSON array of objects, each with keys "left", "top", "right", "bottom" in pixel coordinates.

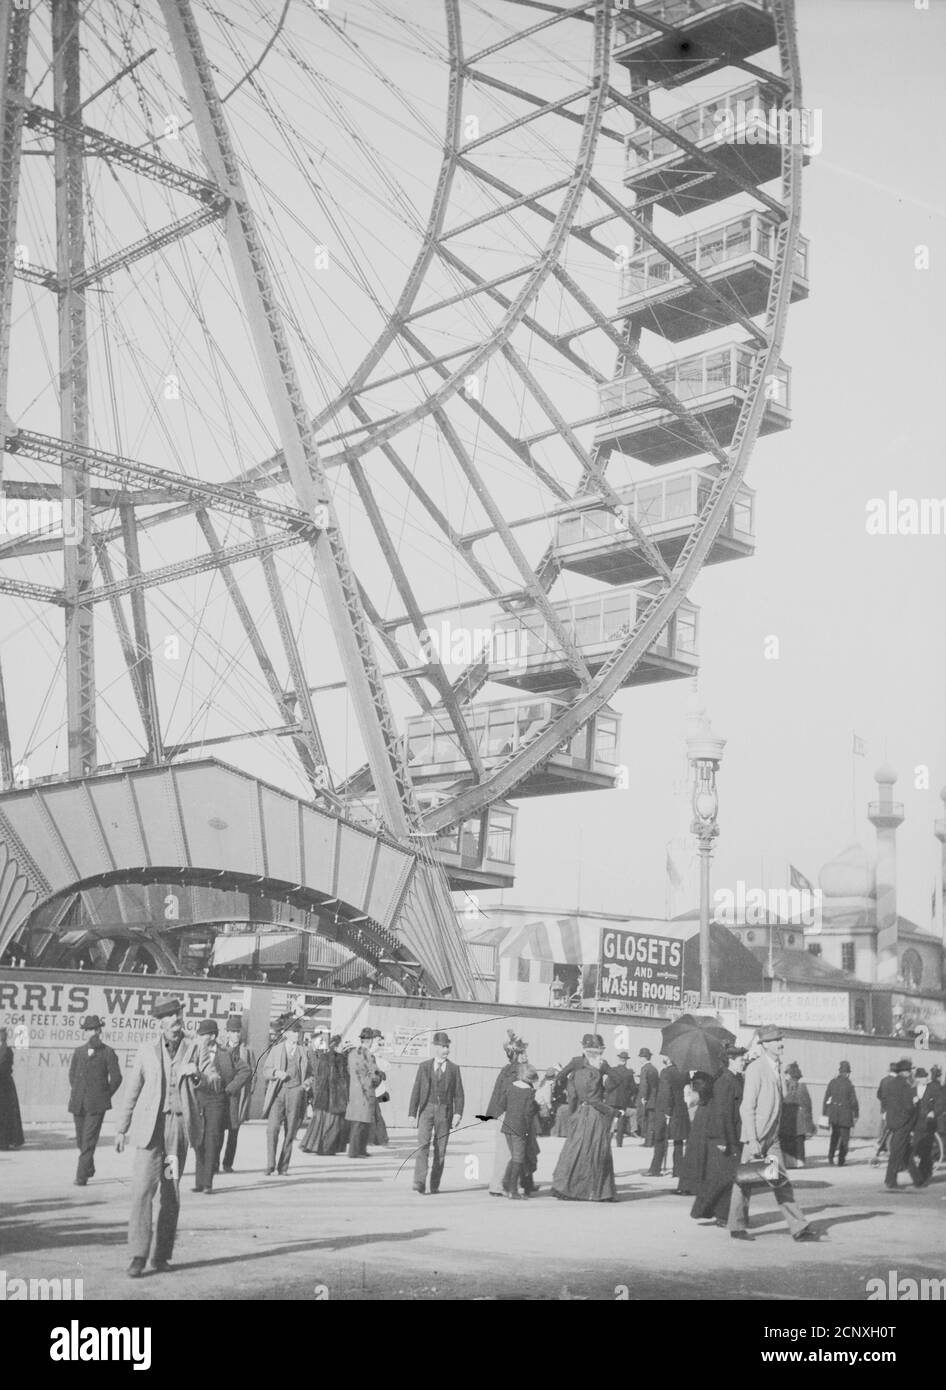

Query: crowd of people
[{"left": 2, "top": 1005, "right": 945, "bottom": 1279}]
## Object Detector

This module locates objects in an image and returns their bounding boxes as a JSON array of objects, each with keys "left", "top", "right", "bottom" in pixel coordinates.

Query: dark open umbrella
[{"left": 660, "top": 1014, "right": 735, "bottom": 1074}]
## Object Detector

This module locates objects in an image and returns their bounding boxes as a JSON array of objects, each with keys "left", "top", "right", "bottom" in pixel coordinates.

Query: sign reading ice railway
[{"left": 598, "top": 930, "right": 684, "bottom": 1007}]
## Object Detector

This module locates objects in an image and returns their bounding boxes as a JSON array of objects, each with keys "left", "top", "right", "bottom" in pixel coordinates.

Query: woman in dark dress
[
  {"left": 487, "top": 1031, "right": 529, "bottom": 1195},
  {"left": 675, "top": 1071, "right": 713, "bottom": 1197},
  {"left": 0, "top": 1028, "right": 24, "bottom": 1149},
  {"left": 301, "top": 1036, "right": 349, "bottom": 1155},
  {"left": 691, "top": 1048, "right": 745, "bottom": 1224},
  {"left": 551, "top": 1034, "right": 619, "bottom": 1202}
]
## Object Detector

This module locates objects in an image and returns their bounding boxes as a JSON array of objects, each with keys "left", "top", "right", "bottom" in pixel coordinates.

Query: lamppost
[{"left": 686, "top": 710, "right": 726, "bottom": 1008}]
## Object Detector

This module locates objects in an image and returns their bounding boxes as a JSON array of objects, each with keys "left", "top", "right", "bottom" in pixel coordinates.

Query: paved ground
[{"left": 1, "top": 1121, "right": 944, "bottom": 1301}]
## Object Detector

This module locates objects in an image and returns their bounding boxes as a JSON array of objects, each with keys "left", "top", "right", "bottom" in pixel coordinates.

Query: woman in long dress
[
  {"left": 551, "top": 1035, "right": 618, "bottom": 1202},
  {"left": 675, "top": 1071, "right": 713, "bottom": 1197},
  {"left": 301, "top": 1036, "right": 349, "bottom": 1155},
  {"left": 0, "top": 1028, "right": 24, "bottom": 1150},
  {"left": 784, "top": 1061, "right": 815, "bottom": 1166}
]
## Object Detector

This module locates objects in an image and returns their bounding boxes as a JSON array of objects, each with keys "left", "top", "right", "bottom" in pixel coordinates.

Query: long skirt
[
  {"left": 691, "top": 1144, "right": 738, "bottom": 1221},
  {"left": 300, "top": 1109, "right": 347, "bottom": 1155},
  {"left": 551, "top": 1103, "right": 616, "bottom": 1202},
  {"left": 551, "top": 1103, "right": 573, "bottom": 1138},
  {"left": 0, "top": 1076, "right": 24, "bottom": 1148},
  {"left": 489, "top": 1122, "right": 508, "bottom": 1193},
  {"left": 676, "top": 1107, "right": 709, "bottom": 1196},
  {"left": 369, "top": 1102, "right": 389, "bottom": 1146}
]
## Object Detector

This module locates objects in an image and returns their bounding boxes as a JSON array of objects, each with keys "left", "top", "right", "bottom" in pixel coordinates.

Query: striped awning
[{"left": 495, "top": 916, "right": 591, "bottom": 966}]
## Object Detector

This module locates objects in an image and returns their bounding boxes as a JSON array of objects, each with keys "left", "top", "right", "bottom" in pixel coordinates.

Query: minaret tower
[{"left": 868, "top": 764, "right": 904, "bottom": 983}]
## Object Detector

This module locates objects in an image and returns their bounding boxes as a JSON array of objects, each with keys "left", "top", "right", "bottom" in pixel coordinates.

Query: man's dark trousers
[
  {"left": 414, "top": 1104, "right": 451, "bottom": 1191},
  {"left": 195, "top": 1098, "right": 227, "bottom": 1190},
  {"left": 74, "top": 1112, "right": 105, "bottom": 1182},
  {"left": 885, "top": 1122, "right": 920, "bottom": 1188},
  {"left": 648, "top": 1117, "right": 683, "bottom": 1176},
  {"left": 828, "top": 1124, "right": 850, "bottom": 1165}
]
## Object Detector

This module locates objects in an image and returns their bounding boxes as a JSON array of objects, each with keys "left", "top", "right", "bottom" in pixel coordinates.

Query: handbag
[{"left": 735, "top": 1153, "right": 786, "bottom": 1191}]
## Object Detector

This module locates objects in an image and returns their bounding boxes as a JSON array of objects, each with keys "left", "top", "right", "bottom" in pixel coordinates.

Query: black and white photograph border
[{"left": 0, "top": 0, "right": 944, "bottom": 1327}]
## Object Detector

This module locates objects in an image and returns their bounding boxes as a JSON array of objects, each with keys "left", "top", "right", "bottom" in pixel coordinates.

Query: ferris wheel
[{"left": 0, "top": 0, "right": 807, "bottom": 994}]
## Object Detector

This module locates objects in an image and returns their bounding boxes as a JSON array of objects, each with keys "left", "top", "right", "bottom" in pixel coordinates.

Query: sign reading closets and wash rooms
[{"left": 598, "top": 930, "right": 684, "bottom": 1006}]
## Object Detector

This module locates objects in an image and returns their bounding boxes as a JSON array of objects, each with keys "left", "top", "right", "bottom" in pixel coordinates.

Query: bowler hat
[
  {"left": 81, "top": 1015, "right": 104, "bottom": 1030},
  {"left": 839, "top": 1061, "right": 851, "bottom": 1073},
  {"left": 152, "top": 998, "right": 183, "bottom": 1019},
  {"left": 756, "top": 1025, "right": 783, "bottom": 1043},
  {"left": 359, "top": 1026, "right": 375, "bottom": 1040},
  {"left": 432, "top": 1031, "right": 451, "bottom": 1046},
  {"left": 638, "top": 1047, "right": 652, "bottom": 1059},
  {"left": 225, "top": 1016, "right": 243, "bottom": 1033},
  {"left": 894, "top": 1058, "right": 913, "bottom": 1072},
  {"left": 617, "top": 1050, "right": 629, "bottom": 1060},
  {"left": 197, "top": 1019, "right": 218, "bottom": 1036},
  {"left": 914, "top": 1067, "right": 928, "bottom": 1078},
  {"left": 582, "top": 1033, "right": 604, "bottom": 1049}
]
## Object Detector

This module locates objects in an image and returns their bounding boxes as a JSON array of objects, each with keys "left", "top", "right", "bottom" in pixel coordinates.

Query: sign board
[
  {"left": 388, "top": 1024, "right": 431, "bottom": 1059},
  {"left": 744, "top": 991, "right": 849, "bottom": 1032},
  {"left": 597, "top": 928, "right": 684, "bottom": 1009}
]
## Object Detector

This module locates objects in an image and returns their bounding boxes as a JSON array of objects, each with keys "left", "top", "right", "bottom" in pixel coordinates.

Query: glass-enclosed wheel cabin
[
  {"left": 624, "top": 81, "right": 804, "bottom": 216},
  {"left": 552, "top": 468, "right": 755, "bottom": 585},
  {"left": 595, "top": 341, "right": 790, "bottom": 467},
  {"left": 347, "top": 792, "right": 517, "bottom": 892},
  {"left": 404, "top": 697, "right": 623, "bottom": 797},
  {"left": 618, "top": 212, "right": 810, "bottom": 342},
  {"left": 613, "top": 1, "right": 777, "bottom": 87},
  {"left": 487, "top": 583, "right": 699, "bottom": 693}
]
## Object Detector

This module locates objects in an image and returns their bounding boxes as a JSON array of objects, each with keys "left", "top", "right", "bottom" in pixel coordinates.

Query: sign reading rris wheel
[{"left": 598, "top": 929, "right": 684, "bottom": 1007}]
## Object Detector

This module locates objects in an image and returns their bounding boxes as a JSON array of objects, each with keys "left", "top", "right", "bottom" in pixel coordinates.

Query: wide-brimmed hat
[
  {"left": 81, "top": 1015, "right": 105, "bottom": 1030},
  {"left": 756, "top": 1025, "right": 783, "bottom": 1043}
]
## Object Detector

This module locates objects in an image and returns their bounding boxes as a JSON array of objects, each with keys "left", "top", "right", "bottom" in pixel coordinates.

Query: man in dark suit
[
  {"left": 883, "top": 1059, "right": 919, "bottom": 1191},
  {"left": 219, "top": 1015, "right": 255, "bottom": 1173},
  {"left": 191, "top": 1020, "right": 250, "bottom": 1193},
  {"left": 638, "top": 1047, "right": 659, "bottom": 1146},
  {"left": 647, "top": 1057, "right": 689, "bottom": 1177},
  {"left": 874, "top": 1059, "right": 899, "bottom": 1160},
  {"left": 909, "top": 1067, "right": 938, "bottom": 1188},
  {"left": 822, "top": 1060, "right": 859, "bottom": 1166},
  {"left": 68, "top": 1015, "right": 122, "bottom": 1186},
  {"left": 408, "top": 1030, "right": 464, "bottom": 1194},
  {"left": 605, "top": 1051, "right": 637, "bottom": 1147}
]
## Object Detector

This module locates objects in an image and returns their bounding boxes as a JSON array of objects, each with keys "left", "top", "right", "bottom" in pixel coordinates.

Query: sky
[{"left": 490, "top": 0, "right": 946, "bottom": 928}]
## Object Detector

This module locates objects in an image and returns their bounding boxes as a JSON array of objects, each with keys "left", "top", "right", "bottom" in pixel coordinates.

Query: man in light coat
[
  {"left": 114, "top": 998, "right": 200, "bottom": 1279},
  {"left": 727, "top": 1025, "right": 814, "bottom": 1242},
  {"left": 346, "top": 1027, "right": 382, "bottom": 1158},
  {"left": 263, "top": 1019, "right": 313, "bottom": 1175}
]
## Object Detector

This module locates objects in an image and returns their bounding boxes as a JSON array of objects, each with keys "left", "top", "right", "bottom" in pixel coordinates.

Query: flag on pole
[
  {"left": 790, "top": 863, "right": 814, "bottom": 894},
  {"left": 852, "top": 734, "right": 866, "bottom": 757}
]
